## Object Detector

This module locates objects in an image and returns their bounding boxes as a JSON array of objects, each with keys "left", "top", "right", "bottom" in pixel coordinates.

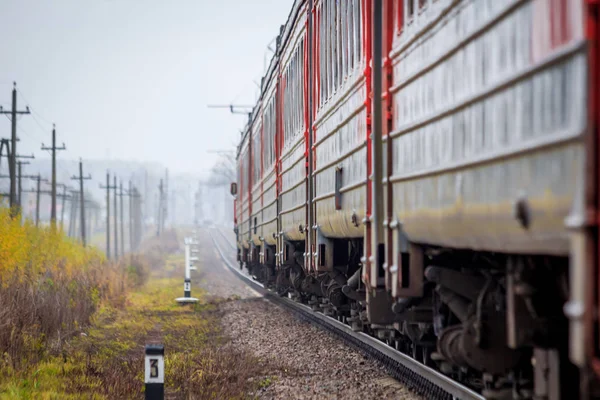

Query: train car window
[
  {"left": 282, "top": 37, "right": 305, "bottom": 147},
  {"left": 253, "top": 130, "right": 261, "bottom": 184},
  {"left": 271, "top": 98, "right": 276, "bottom": 166},
  {"left": 273, "top": 97, "right": 277, "bottom": 164},
  {"left": 322, "top": 3, "right": 326, "bottom": 102},
  {"left": 237, "top": 159, "right": 240, "bottom": 200},
  {"left": 335, "top": 0, "right": 341, "bottom": 91},
  {"left": 240, "top": 148, "right": 247, "bottom": 200},
  {"left": 294, "top": 48, "right": 298, "bottom": 134},
  {"left": 318, "top": 5, "right": 324, "bottom": 106},
  {"left": 239, "top": 152, "right": 243, "bottom": 200},
  {"left": 295, "top": 48, "right": 300, "bottom": 133},
  {"left": 396, "top": 0, "right": 404, "bottom": 36},
  {"left": 282, "top": 74, "right": 287, "bottom": 146},
  {"left": 355, "top": 0, "right": 361, "bottom": 65},
  {"left": 339, "top": 1, "right": 344, "bottom": 87},
  {"left": 246, "top": 149, "right": 251, "bottom": 191},
  {"left": 406, "top": 0, "right": 414, "bottom": 26},
  {"left": 266, "top": 108, "right": 272, "bottom": 172},
  {"left": 341, "top": 1, "right": 347, "bottom": 82},
  {"left": 327, "top": 0, "right": 332, "bottom": 100},
  {"left": 263, "top": 99, "right": 272, "bottom": 171},
  {"left": 337, "top": 1, "right": 342, "bottom": 90},
  {"left": 293, "top": 53, "right": 297, "bottom": 135},
  {"left": 348, "top": 0, "right": 354, "bottom": 72},
  {"left": 288, "top": 61, "right": 293, "bottom": 142},
  {"left": 330, "top": 0, "right": 336, "bottom": 96},
  {"left": 324, "top": 2, "right": 327, "bottom": 102},
  {"left": 242, "top": 151, "right": 246, "bottom": 199},
  {"left": 298, "top": 41, "right": 304, "bottom": 134}
]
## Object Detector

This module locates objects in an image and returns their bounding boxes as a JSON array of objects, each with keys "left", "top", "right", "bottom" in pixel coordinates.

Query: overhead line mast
[
  {"left": 41, "top": 124, "right": 66, "bottom": 226},
  {"left": 71, "top": 160, "right": 92, "bottom": 246},
  {"left": 0, "top": 82, "right": 30, "bottom": 215}
]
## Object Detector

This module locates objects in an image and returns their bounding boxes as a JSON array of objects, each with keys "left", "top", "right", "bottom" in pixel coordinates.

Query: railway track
[{"left": 209, "top": 227, "right": 484, "bottom": 400}]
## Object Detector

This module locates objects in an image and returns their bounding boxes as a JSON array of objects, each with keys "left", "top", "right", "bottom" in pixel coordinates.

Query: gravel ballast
[{"left": 193, "top": 228, "right": 420, "bottom": 400}]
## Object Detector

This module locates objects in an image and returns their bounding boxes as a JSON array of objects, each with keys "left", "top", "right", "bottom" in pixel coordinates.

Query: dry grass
[
  {"left": 0, "top": 224, "right": 270, "bottom": 399},
  {"left": 0, "top": 208, "right": 133, "bottom": 371}
]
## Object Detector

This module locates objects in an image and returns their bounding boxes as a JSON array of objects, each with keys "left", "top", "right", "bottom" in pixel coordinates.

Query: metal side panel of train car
[
  {"left": 238, "top": 140, "right": 251, "bottom": 250},
  {"left": 279, "top": 6, "right": 308, "bottom": 243},
  {"left": 312, "top": 0, "right": 367, "bottom": 240},
  {"left": 261, "top": 78, "right": 279, "bottom": 247},
  {"left": 387, "top": 0, "right": 587, "bottom": 257},
  {"left": 250, "top": 116, "right": 264, "bottom": 247}
]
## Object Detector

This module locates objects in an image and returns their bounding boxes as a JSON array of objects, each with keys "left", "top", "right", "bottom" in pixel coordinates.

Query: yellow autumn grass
[
  {"left": 0, "top": 208, "right": 103, "bottom": 282},
  {"left": 0, "top": 207, "right": 137, "bottom": 369}
]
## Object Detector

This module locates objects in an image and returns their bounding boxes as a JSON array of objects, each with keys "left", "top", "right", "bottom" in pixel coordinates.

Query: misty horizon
[{"left": 0, "top": 0, "right": 293, "bottom": 174}]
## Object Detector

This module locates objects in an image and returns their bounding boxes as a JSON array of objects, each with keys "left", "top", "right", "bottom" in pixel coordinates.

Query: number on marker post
[{"left": 150, "top": 358, "right": 159, "bottom": 378}]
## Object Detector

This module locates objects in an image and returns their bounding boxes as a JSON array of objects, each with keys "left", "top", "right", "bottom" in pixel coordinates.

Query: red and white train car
[{"left": 232, "top": 0, "right": 600, "bottom": 397}]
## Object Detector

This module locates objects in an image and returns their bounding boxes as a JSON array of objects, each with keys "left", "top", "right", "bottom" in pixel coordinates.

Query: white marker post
[
  {"left": 145, "top": 344, "right": 164, "bottom": 400},
  {"left": 190, "top": 247, "right": 198, "bottom": 271},
  {"left": 176, "top": 238, "right": 198, "bottom": 304},
  {"left": 189, "top": 254, "right": 198, "bottom": 271}
]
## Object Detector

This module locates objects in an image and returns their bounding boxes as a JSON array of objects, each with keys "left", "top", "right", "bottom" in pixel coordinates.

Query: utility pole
[
  {"left": 35, "top": 175, "right": 41, "bottom": 225},
  {"left": 41, "top": 124, "right": 66, "bottom": 225},
  {"left": 21, "top": 175, "right": 48, "bottom": 226},
  {"left": 71, "top": 160, "right": 91, "bottom": 246},
  {"left": 137, "top": 187, "right": 143, "bottom": 248},
  {"left": 117, "top": 181, "right": 129, "bottom": 255},
  {"left": 0, "top": 139, "right": 9, "bottom": 173},
  {"left": 144, "top": 169, "right": 149, "bottom": 231},
  {"left": 17, "top": 160, "right": 31, "bottom": 207},
  {"left": 69, "top": 190, "right": 79, "bottom": 237},
  {"left": 164, "top": 169, "right": 169, "bottom": 228},
  {"left": 157, "top": 179, "right": 163, "bottom": 237},
  {"left": 57, "top": 184, "right": 69, "bottom": 231},
  {"left": 99, "top": 172, "right": 116, "bottom": 259},
  {"left": 114, "top": 175, "right": 118, "bottom": 258},
  {"left": 171, "top": 189, "right": 177, "bottom": 226},
  {"left": 130, "top": 186, "right": 142, "bottom": 251},
  {"left": 129, "top": 180, "right": 133, "bottom": 252},
  {"left": 1, "top": 160, "right": 32, "bottom": 207},
  {"left": 0, "top": 82, "right": 30, "bottom": 214},
  {"left": 1, "top": 153, "right": 35, "bottom": 208}
]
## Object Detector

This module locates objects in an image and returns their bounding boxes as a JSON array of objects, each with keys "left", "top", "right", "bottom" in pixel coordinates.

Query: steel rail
[{"left": 210, "top": 227, "right": 484, "bottom": 400}]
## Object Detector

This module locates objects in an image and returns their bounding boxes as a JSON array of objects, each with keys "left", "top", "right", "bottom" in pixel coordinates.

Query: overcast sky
[{"left": 0, "top": 0, "right": 292, "bottom": 175}]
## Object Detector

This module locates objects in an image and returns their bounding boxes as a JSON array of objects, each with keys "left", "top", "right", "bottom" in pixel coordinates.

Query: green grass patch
[{"left": 0, "top": 266, "right": 268, "bottom": 399}]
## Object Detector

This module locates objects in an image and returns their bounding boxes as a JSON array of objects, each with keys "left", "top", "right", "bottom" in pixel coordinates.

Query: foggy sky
[{"left": 0, "top": 0, "right": 293, "bottom": 175}]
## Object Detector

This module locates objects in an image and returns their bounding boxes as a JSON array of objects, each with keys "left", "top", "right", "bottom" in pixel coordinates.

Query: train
[{"left": 230, "top": 1, "right": 600, "bottom": 398}]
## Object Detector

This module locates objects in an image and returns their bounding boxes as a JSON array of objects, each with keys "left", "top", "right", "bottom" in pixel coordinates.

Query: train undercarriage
[{"left": 239, "top": 238, "right": 586, "bottom": 400}]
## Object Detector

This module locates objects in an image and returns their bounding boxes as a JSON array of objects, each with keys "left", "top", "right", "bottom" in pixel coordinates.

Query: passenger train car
[{"left": 231, "top": 0, "right": 600, "bottom": 398}]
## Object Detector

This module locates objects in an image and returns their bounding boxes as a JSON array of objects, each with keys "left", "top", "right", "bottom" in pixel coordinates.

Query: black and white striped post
[
  {"left": 184, "top": 278, "right": 191, "bottom": 297},
  {"left": 145, "top": 344, "right": 164, "bottom": 400}
]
